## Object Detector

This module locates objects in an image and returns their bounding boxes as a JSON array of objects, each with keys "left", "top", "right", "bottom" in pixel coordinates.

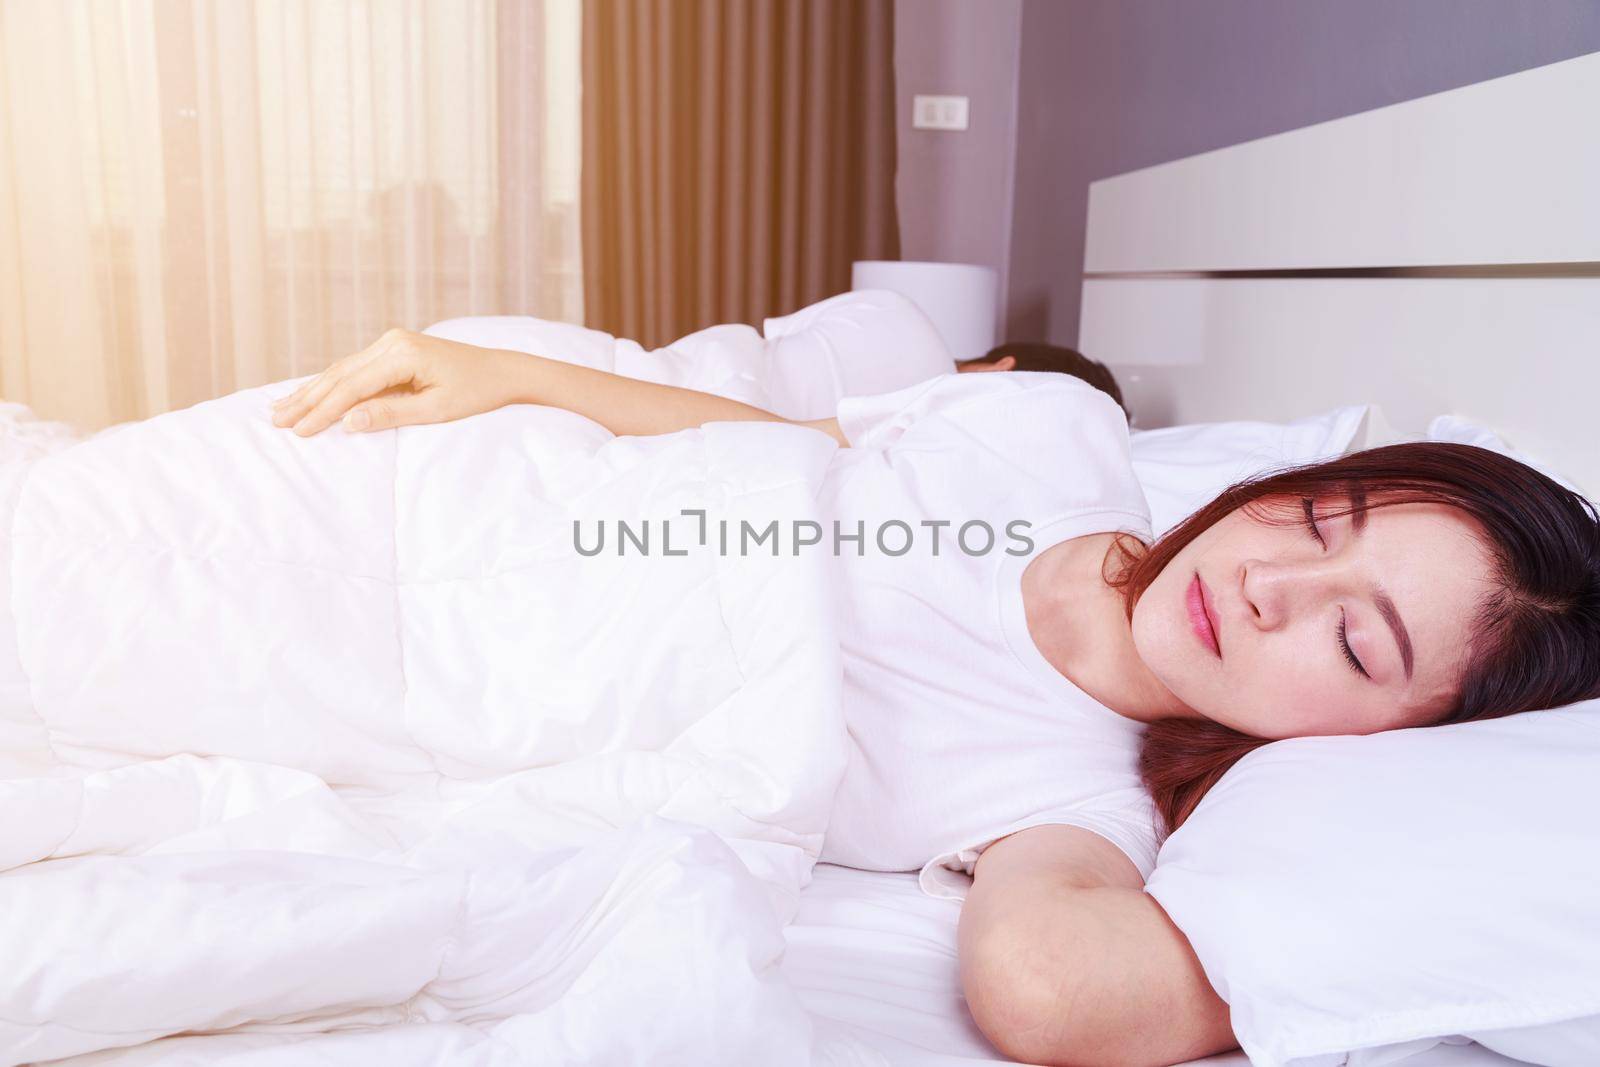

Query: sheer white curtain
[{"left": 0, "top": 0, "right": 582, "bottom": 430}]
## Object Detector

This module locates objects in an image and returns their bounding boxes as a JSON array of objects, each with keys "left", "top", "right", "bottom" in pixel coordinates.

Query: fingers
[
  {"left": 270, "top": 329, "right": 404, "bottom": 431},
  {"left": 271, "top": 369, "right": 337, "bottom": 429},
  {"left": 269, "top": 377, "right": 319, "bottom": 422},
  {"left": 272, "top": 360, "right": 362, "bottom": 429},
  {"left": 341, "top": 391, "right": 440, "bottom": 433},
  {"left": 293, "top": 352, "right": 420, "bottom": 437},
  {"left": 271, "top": 350, "right": 364, "bottom": 427}
]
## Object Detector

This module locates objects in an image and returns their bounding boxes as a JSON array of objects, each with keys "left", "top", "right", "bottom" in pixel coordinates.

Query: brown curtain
[{"left": 581, "top": 0, "right": 899, "bottom": 348}]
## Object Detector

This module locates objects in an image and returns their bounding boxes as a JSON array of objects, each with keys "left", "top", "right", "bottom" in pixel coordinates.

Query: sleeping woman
[{"left": 271, "top": 327, "right": 1600, "bottom": 1067}]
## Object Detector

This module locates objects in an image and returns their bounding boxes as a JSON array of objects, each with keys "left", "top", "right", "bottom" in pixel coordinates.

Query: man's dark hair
[{"left": 962, "top": 342, "right": 1128, "bottom": 418}]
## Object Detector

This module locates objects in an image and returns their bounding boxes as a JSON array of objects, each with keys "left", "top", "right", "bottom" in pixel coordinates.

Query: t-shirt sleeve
[{"left": 917, "top": 788, "right": 1163, "bottom": 903}]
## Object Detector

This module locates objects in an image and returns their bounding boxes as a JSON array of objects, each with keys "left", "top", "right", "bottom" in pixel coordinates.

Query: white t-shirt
[
  {"left": 815, "top": 371, "right": 1162, "bottom": 901},
  {"left": 758, "top": 289, "right": 957, "bottom": 418},
  {"left": 423, "top": 289, "right": 957, "bottom": 422}
]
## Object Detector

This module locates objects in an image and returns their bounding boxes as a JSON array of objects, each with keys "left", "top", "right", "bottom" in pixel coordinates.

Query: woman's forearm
[
  {"left": 499, "top": 348, "right": 799, "bottom": 438},
  {"left": 964, "top": 877, "right": 1236, "bottom": 1067}
]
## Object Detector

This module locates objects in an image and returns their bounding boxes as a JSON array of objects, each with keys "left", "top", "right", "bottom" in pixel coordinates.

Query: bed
[
  {"left": 781, "top": 50, "right": 1600, "bottom": 1067},
  {"left": 4, "top": 49, "right": 1595, "bottom": 1067}
]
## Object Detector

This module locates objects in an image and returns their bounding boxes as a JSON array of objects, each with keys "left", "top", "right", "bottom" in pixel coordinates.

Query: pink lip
[{"left": 1187, "top": 572, "right": 1222, "bottom": 658}]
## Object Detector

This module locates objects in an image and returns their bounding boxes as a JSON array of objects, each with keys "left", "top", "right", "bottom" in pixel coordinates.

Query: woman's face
[{"left": 1130, "top": 492, "right": 1495, "bottom": 739}]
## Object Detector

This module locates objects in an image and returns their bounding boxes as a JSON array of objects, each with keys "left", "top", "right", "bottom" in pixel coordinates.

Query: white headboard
[{"left": 1079, "top": 50, "right": 1600, "bottom": 499}]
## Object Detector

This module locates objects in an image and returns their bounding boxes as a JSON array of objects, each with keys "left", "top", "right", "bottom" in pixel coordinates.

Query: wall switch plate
[{"left": 912, "top": 94, "right": 969, "bottom": 131}]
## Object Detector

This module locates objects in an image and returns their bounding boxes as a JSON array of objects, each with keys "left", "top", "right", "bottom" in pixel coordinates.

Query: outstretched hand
[{"left": 270, "top": 328, "right": 527, "bottom": 436}]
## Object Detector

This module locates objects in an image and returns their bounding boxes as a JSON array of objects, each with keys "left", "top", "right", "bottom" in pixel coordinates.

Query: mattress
[{"left": 783, "top": 863, "right": 1529, "bottom": 1067}]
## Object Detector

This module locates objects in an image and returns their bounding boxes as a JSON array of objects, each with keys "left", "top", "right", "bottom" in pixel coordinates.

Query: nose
[{"left": 1240, "top": 556, "right": 1346, "bottom": 630}]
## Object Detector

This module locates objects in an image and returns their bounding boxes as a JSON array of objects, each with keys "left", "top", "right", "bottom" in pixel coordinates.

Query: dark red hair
[{"left": 1107, "top": 442, "right": 1600, "bottom": 837}]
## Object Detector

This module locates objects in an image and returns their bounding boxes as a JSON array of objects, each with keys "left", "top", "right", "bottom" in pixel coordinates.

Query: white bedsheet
[{"left": 784, "top": 863, "right": 1530, "bottom": 1067}]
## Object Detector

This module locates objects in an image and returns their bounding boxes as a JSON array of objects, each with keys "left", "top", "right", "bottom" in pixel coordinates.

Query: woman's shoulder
[{"left": 839, "top": 370, "right": 1129, "bottom": 448}]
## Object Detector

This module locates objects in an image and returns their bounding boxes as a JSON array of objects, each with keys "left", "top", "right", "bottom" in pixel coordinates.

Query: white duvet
[{"left": 0, "top": 357, "right": 861, "bottom": 1063}]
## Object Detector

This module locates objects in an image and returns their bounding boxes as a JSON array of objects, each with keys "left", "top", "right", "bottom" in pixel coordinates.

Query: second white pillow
[{"left": 1129, "top": 405, "right": 1370, "bottom": 538}]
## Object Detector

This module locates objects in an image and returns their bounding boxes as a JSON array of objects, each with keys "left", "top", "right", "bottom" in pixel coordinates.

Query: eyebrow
[
  {"left": 1373, "top": 589, "right": 1415, "bottom": 683},
  {"left": 1345, "top": 485, "right": 1415, "bottom": 682}
]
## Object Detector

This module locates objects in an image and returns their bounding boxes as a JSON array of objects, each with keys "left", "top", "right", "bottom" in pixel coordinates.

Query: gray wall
[
  {"left": 892, "top": 0, "right": 1023, "bottom": 333},
  {"left": 1003, "top": 0, "right": 1600, "bottom": 346}
]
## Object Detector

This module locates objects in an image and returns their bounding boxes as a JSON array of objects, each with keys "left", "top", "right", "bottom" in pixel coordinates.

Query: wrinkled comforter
[{"left": 0, "top": 359, "right": 857, "bottom": 1064}]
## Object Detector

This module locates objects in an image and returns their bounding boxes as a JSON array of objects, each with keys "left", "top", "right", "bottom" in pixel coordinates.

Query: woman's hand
[{"left": 270, "top": 328, "right": 528, "bottom": 436}]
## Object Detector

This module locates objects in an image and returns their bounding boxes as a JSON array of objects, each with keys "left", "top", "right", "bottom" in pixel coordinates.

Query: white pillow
[
  {"left": 1427, "top": 415, "right": 1586, "bottom": 497},
  {"left": 1129, "top": 405, "right": 1370, "bottom": 538},
  {"left": 1144, "top": 698, "right": 1600, "bottom": 1067}
]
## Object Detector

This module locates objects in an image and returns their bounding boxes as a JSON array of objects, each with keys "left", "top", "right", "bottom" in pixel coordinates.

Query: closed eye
[
  {"left": 1306, "top": 498, "right": 1371, "bottom": 680},
  {"left": 1337, "top": 609, "right": 1370, "bottom": 679}
]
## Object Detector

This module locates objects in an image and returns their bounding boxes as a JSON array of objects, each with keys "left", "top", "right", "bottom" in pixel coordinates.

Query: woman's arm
[
  {"left": 270, "top": 327, "right": 847, "bottom": 446},
  {"left": 959, "top": 824, "right": 1237, "bottom": 1067}
]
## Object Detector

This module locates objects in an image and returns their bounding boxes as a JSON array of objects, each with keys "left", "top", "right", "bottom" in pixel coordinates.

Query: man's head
[{"left": 957, "top": 342, "right": 1128, "bottom": 418}]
